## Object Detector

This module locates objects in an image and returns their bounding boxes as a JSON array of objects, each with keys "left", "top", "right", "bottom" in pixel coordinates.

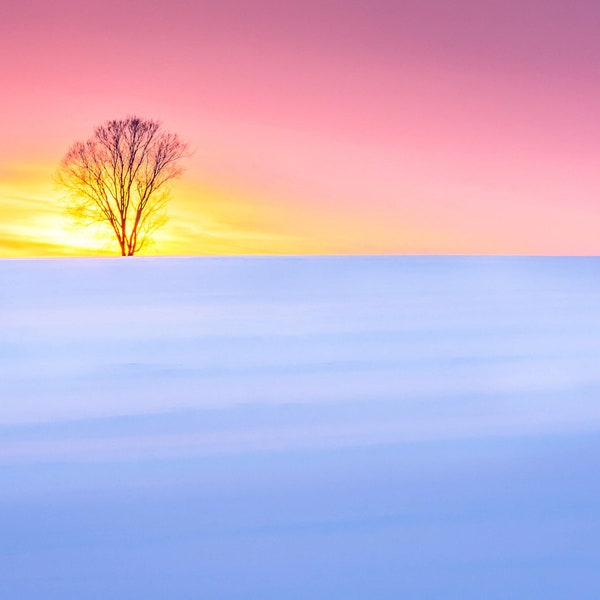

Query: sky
[{"left": 2, "top": 0, "right": 600, "bottom": 256}]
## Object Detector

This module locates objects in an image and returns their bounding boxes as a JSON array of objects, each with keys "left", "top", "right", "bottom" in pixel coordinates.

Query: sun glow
[
  {"left": 0, "top": 167, "right": 113, "bottom": 257},
  {"left": 0, "top": 166, "right": 305, "bottom": 257}
]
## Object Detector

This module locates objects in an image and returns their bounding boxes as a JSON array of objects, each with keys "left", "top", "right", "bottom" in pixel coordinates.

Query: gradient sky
[{"left": 2, "top": 0, "right": 600, "bottom": 256}]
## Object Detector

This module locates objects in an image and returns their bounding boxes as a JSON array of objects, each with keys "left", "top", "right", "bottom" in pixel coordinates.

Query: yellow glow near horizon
[
  {"left": 1, "top": 167, "right": 485, "bottom": 257},
  {"left": 0, "top": 164, "right": 312, "bottom": 257},
  {"left": 0, "top": 165, "right": 111, "bottom": 256}
]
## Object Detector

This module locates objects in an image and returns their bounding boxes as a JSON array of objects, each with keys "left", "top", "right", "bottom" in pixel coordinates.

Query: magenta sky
[{"left": 2, "top": 0, "right": 600, "bottom": 255}]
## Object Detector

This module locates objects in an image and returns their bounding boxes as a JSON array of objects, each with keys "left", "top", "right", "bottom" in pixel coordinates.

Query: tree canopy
[{"left": 57, "top": 116, "right": 189, "bottom": 256}]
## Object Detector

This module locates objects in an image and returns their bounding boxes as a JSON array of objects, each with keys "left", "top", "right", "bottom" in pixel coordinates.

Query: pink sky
[{"left": 2, "top": 0, "right": 600, "bottom": 255}]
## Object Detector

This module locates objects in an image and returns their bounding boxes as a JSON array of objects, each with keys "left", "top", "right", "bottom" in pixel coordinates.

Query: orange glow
[
  {"left": 0, "top": 164, "right": 318, "bottom": 257},
  {"left": 3, "top": 154, "right": 600, "bottom": 257}
]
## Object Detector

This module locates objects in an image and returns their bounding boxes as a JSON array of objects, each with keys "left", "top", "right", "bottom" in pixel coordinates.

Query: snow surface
[{"left": 1, "top": 256, "right": 600, "bottom": 598}]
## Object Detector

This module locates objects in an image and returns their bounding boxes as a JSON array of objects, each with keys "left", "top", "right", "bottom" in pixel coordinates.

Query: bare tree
[{"left": 57, "top": 116, "right": 189, "bottom": 256}]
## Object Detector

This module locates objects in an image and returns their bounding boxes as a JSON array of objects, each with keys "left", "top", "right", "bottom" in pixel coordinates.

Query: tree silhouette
[{"left": 57, "top": 116, "right": 189, "bottom": 256}]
